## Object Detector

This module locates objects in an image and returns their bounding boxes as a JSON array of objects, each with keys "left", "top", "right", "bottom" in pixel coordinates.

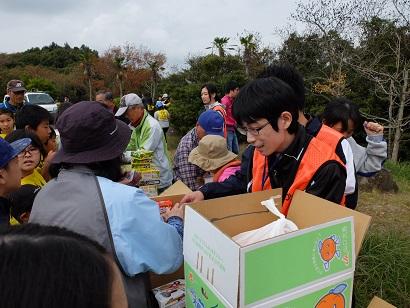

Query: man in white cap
[{"left": 116, "top": 93, "right": 173, "bottom": 192}]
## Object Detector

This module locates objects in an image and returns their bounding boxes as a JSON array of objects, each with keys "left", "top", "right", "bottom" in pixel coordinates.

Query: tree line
[{"left": 0, "top": 0, "right": 408, "bottom": 161}]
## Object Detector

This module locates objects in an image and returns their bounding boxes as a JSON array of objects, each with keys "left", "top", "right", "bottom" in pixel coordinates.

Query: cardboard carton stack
[
  {"left": 183, "top": 189, "right": 371, "bottom": 307},
  {"left": 131, "top": 149, "right": 160, "bottom": 197}
]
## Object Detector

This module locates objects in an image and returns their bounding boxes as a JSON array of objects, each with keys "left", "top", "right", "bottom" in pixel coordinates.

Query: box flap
[
  {"left": 159, "top": 180, "right": 192, "bottom": 196},
  {"left": 288, "top": 190, "right": 371, "bottom": 257},
  {"left": 368, "top": 296, "right": 396, "bottom": 308}
]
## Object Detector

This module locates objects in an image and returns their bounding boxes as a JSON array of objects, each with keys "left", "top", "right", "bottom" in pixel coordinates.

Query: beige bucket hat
[{"left": 188, "top": 135, "right": 237, "bottom": 171}]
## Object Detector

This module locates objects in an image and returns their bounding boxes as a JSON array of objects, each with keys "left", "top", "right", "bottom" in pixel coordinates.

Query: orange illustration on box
[
  {"left": 318, "top": 235, "right": 341, "bottom": 270},
  {"left": 315, "top": 283, "right": 347, "bottom": 308}
]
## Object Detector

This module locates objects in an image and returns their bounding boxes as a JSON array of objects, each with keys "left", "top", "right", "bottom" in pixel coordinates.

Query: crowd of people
[{"left": 0, "top": 64, "right": 387, "bottom": 307}]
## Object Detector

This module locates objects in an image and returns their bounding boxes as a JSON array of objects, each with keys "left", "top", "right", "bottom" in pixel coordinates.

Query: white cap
[{"left": 115, "top": 93, "right": 143, "bottom": 117}]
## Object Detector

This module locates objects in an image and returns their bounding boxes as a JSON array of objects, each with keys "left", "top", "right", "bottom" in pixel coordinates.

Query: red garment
[{"left": 221, "top": 95, "right": 236, "bottom": 129}]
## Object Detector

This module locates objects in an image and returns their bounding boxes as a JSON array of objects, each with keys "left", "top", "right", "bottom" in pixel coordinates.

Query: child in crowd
[
  {"left": 0, "top": 137, "right": 31, "bottom": 226},
  {"left": 15, "top": 104, "right": 52, "bottom": 145},
  {"left": 46, "top": 126, "right": 58, "bottom": 153},
  {"left": 5, "top": 130, "right": 47, "bottom": 187},
  {"left": 322, "top": 98, "right": 387, "bottom": 176},
  {"left": 154, "top": 101, "right": 170, "bottom": 141},
  {"left": 188, "top": 135, "right": 241, "bottom": 184},
  {"left": 0, "top": 109, "right": 15, "bottom": 139},
  {"left": 8, "top": 184, "right": 40, "bottom": 224},
  {"left": 15, "top": 104, "right": 55, "bottom": 181}
]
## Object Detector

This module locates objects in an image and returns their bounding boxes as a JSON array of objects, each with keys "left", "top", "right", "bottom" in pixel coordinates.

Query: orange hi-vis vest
[
  {"left": 211, "top": 105, "right": 228, "bottom": 138},
  {"left": 315, "top": 124, "right": 345, "bottom": 159},
  {"left": 251, "top": 137, "right": 346, "bottom": 216},
  {"left": 213, "top": 160, "right": 241, "bottom": 182}
]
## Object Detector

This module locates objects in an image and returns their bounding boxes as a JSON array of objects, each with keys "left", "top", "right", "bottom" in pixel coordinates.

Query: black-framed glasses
[
  {"left": 237, "top": 121, "right": 271, "bottom": 136},
  {"left": 18, "top": 146, "right": 40, "bottom": 157}
]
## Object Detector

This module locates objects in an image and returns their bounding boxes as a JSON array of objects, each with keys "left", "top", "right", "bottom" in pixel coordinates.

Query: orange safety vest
[
  {"left": 211, "top": 105, "right": 228, "bottom": 138},
  {"left": 315, "top": 124, "right": 345, "bottom": 157},
  {"left": 251, "top": 137, "right": 345, "bottom": 216}
]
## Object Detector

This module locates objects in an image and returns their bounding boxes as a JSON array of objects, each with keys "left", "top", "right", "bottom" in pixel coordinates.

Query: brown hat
[
  {"left": 7, "top": 80, "right": 26, "bottom": 92},
  {"left": 53, "top": 101, "right": 131, "bottom": 164},
  {"left": 188, "top": 135, "right": 237, "bottom": 171}
]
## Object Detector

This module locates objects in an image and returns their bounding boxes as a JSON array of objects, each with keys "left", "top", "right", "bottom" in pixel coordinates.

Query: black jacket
[
  {"left": 200, "top": 125, "right": 346, "bottom": 205},
  {"left": 0, "top": 197, "right": 11, "bottom": 227}
]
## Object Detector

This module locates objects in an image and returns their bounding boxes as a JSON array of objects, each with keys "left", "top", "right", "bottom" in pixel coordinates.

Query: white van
[{"left": 24, "top": 92, "right": 58, "bottom": 119}]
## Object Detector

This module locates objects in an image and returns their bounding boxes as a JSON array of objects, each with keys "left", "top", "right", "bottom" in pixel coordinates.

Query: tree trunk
[
  {"left": 388, "top": 79, "right": 394, "bottom": 158},
  {"left": 391, "top": 69, "right": 408, "bottom": 162},
  {"left": 119, "top": 81, "right": 123, "bottom": 98},
  {"left": 88, "top": 77, "right": 92, "bottom": 101}
]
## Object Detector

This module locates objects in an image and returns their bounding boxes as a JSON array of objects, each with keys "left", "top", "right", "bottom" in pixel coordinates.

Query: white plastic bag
[{"left": 232, "top": 197, "right": 298, "bottom": 246}]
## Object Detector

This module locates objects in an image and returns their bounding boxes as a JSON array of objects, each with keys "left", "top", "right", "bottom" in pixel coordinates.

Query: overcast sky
[{"left": 0, "top": 0, "right": 307, "bottom": 69}]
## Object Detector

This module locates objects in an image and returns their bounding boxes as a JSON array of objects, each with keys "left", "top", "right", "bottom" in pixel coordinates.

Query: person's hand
[
  {"left": 44, "top": 150, "right": 56, "bottom": 165},
  {"left": 180, "top": 191, "right": 204, "bottom": 204},
  {"left": 119, "top": 171, "right": 141, "bottom": 186},
  {"left": 364, "top": 121, "right": 384, "bottom": 136},
  {"left": 162, "top": 202, "right": 185, "bottom": 221}
]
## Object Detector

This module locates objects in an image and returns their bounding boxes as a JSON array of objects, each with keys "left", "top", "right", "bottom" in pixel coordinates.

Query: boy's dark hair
[
  {"left": 5, "top": 129, "right": 47, "bottom": 158},
  {"left": 201, "top": 83, "right": 219, "bottom": 101},
  {"left": 0, "top": 223, "right": 112, "bottom": 308},
  {"left": 15, "top": 104, "right": 51, "bottom": 130},
  {"left": 322, "top": 98, "right": 362, "bottom": 132},
  {"left": 257, "top": 64, "right": 305, "bottom": 112},
  {"left": 0, "top": 109, "right": 14, "bottom": 118},
  {"left": 233, "top": 77, "right": 299, "bottom": 134},
  {"left": 7, "top": 184, "right": 40, "bottom": 223},
  {"left": 224, "top": 81, "right": 239, "bottom": 94}
]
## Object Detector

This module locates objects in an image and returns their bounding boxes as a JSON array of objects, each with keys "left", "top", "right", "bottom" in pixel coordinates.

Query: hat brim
[
  {"left": 52, "top": 119, "right": 131, "bottom": 164},
  {"left": 188, "top": 148, "right": 237, "bottom": 171},
  {"left": 10, "top": 86, "right": 26, "bottom": 92},
  {"left": 115, "top": 106, "right": 128, "bottom": 117},
  {"left": 1, "top": 138, "right": 32, "bottom": 168}
]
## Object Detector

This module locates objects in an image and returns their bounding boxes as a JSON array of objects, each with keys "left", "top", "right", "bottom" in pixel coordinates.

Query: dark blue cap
[
  {"left": 0, "top": 138, "right": 31, "bottom": 168},
  {"left": 198, "top": 110, "right": 224, "bottom": 137}
]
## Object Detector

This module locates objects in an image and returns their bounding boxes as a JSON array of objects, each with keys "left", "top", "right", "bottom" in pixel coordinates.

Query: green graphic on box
[
  {"left": 276, "top": 277, "right": 353, "bottom": 307},
  {"left": 184, "top": 262, "right": 227, "bottom": 308},
  {"left": 244, "top": 220, "right": 353, "bottom": 305}
]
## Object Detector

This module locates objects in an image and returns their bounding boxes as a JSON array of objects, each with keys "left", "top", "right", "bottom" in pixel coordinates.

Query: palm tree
[
  {"left": 113, "top": 55, "right": 127, "bottom": 98},
  {"left": 239, "top": 34, "right": 257, "bottom": 77},
  {"left": 147, "top": 59, "right": 165, "bottom": 100},
  {"left": 79, "top": 48, "right": 96, "bottom": 101},
  {"left": 206, "top": 37, "right": 236, "bottom": 57}
]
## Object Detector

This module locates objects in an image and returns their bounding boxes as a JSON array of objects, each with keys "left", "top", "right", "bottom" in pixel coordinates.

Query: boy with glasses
[
  {"left": 181, "top": 77, "right": 347, "bottom": 215},
  {"left": 0, "top": 137, "right": 31, "bottom": 226}
]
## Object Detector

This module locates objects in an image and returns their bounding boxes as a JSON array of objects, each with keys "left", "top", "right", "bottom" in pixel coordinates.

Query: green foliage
[
  {"left": 160, "top": 55, "right": 247, "bottom": 135},
  {"left": 25, "top": 77, "right": 57, "bottom": 98},
  {"left": 384, "top": 160, "right": 410, "bottom": 182},
  {"left": 11, "top": 42, "right": 98, "bottom": 70},
  {"left": 354, "top": 230, "right": 410, "bottom": 307}
]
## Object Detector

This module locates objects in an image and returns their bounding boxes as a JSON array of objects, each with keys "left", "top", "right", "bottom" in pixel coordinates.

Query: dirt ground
[{"left": 356, "top": 181, "right": 410, "bottom": 233}]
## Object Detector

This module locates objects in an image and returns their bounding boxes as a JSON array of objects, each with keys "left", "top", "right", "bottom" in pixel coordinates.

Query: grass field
[{"left": 166, "top": 132, "right": 410, "bottom": 307}]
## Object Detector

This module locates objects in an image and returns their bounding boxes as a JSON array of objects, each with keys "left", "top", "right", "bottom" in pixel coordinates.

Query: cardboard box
[
  {"left": 149, "top": 189, "right": 190, "bottom": 289},
  {"left": 152, "top": 279, "right": 185, "bottom": 308},
  {"left": 183, "top": 189, "right": 371, "bottom": 307},
  {"left": 368, "top": 296, "right": 396, "bottom": 308},
  {"left": 159, "top": 180, "right": 192, "bottom": 197}
]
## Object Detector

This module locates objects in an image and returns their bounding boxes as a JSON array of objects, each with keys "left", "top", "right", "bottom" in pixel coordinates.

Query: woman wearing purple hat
[{"left": 29, "top": 102, "right": 184, "bottom": 308}]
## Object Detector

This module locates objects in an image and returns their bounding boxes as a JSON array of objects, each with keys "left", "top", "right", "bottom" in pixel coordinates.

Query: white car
[{"left": 24, "top": 92, "right": 58, "bottom": 119}]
